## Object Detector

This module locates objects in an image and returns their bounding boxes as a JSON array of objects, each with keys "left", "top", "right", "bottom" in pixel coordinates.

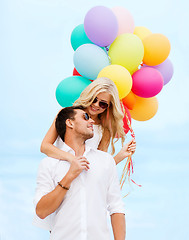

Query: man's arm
[
  {"left": 106, "top": 155, "right": 126, "bottom": 239},
  {"left": 111, "top": 213, "right": 126, "bottom": 240},
  {"left": 36, "top": 172, "right": 74, "bottom": 219},
  {"left": 35, "top": 156, "right": 90, "bottom": 219}
]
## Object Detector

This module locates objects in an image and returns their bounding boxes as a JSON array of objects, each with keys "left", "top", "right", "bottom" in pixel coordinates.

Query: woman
[{"left": 41, "top": 77, "right": 136, "bottom": 165}]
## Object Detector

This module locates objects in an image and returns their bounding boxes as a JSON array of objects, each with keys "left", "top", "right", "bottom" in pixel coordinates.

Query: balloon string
[
  {"left": 105, "top": 46, "right": 109, "bottom": 52},
  {"left": 104, "top": 46, "right": 111, "bottom": 64},
  {"left": 120, "top": 101, "right": 141, "bottom": 192}
]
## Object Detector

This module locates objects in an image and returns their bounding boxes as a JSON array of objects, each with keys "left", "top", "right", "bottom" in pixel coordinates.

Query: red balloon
[
  {"left": 73, "top": 68, "right": 93, "bottom": 82},
  {"left": 122, "top": 104, "right": 131, "bottom": 134},
  {"left": 73, "top": 68, "right": 82, "bottom": 76}
]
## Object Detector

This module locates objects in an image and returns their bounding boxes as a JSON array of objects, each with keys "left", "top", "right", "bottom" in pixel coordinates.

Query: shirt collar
[{"left": 61, "top": 142, "right": 92, "bottom": 156}]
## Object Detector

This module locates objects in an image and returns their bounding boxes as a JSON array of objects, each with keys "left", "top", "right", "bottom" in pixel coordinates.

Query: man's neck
[{"left": 64, "top": 136, "right": 85, "bottom": 156}]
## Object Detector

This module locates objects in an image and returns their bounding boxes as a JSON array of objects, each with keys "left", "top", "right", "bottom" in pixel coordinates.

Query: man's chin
[{"left": 86, "top": 132, "right": 94, "bottom": 140}]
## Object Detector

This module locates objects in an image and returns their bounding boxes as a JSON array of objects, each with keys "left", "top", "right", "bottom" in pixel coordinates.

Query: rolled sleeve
[
  {"left": 33, "top": 157, "right": 55, "bottom": 207},
  {"left": 33, "top": 157, "right": 56, "bottom": 231},
  {"left": 107, "top": 157, "right": 125, "bottom": 216}
]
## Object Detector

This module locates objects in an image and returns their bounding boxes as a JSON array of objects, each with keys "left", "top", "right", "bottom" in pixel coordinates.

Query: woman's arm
[
  {"left": 98, "top": 135, "right": 136, "bottom": 165},
  {"left": 40, "top": 117, "right": 75, "bottom": 162}
]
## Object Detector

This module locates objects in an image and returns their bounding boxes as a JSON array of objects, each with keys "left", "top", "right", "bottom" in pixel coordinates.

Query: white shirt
[{"left": 33, "top": 143, "right": 125, "bottom": 240}]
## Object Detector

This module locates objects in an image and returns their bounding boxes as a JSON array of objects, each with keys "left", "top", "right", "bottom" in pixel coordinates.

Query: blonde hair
[{"left": 74, "top": 77, "right": 126, "bottom": 154}]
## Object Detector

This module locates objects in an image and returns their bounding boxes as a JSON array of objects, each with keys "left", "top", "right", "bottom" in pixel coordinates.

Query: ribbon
[{"left": 120, "top": 102, "right": 142, "bottom": 194}]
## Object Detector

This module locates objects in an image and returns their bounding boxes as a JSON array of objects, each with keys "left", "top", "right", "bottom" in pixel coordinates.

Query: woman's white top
[{"left": 55, "top": 124, "right": 103, "bottom": 150}]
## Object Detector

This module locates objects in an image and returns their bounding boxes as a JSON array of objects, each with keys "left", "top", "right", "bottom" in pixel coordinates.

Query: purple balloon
[
  {"left": 143, "top": 58, "right": 174, "bottom": 85},
  {"left": 84, "top": 6, "right": 118, "bottom": 47}
]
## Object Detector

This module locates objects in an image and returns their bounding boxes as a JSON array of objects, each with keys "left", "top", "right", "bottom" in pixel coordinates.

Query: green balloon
[
  {"left": 71, "top": 24, "right": 93, "bottom": 51},
  {"left": 56, "top": 76, "right": 91, "bottom": 107}
]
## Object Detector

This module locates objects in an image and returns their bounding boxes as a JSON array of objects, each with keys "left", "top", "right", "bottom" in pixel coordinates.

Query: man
[{"left": 34, "top": 106, "right": 126, "bottom": 240}]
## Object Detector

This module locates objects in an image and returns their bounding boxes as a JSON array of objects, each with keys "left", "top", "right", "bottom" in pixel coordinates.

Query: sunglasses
[
  {"left": 83, "top": 112, "right": 90, "bottom": 121},
  {"left": 92, "top": 97, "right": 109, "bottom": 109}
]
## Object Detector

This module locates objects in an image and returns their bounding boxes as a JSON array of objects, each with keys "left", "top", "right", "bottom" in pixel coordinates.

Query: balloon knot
[{"left": 105, "top": 46, "right": 109, "bottom": 52}]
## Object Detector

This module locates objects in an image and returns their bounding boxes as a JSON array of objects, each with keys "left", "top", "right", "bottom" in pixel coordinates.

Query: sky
[{"left": 0, "top": 0, "right": 189, "bottom": 239}]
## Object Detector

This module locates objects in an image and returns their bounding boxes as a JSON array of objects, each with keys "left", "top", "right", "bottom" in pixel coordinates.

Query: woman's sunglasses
[{"left": 92, "top": 97, "right": 109, "bottom": 109}]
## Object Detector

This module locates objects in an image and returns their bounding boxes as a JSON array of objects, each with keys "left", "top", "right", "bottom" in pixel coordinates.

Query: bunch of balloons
[{"left": 56, "top": 5, "right": 174, "bottom": 133}]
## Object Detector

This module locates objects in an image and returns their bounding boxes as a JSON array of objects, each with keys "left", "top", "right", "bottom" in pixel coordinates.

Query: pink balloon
[
  {"left": 132, "top": 67, "right": 164, "bottom": 98},
  {"left": 143, "top": 58, "right": 174, "bottom": 85},
  {"left": 111, "top": 6, "right": 135, "bottom": 35}
]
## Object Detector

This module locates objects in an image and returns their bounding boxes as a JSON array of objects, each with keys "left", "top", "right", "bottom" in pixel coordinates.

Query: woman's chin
[{"left": 88, "top": 106, "right": 98, "bottom": 115}]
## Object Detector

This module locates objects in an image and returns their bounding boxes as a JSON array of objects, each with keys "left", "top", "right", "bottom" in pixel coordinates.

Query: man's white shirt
[{"left": 33, "top": 143, "right": 125, "bottom": 240}]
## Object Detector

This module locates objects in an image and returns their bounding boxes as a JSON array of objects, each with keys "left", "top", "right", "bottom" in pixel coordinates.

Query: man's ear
[{"left": 66, "top": 119, "right": 74, "bottom": 129}]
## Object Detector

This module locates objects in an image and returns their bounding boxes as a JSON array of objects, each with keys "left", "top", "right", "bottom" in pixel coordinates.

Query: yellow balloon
[
  {"left": 134, "top": 26, "right": 152, "bottom": 41},
  {"left": 97, "top": 64, "right": 132, "bottom": 99},
  {"left": 108, "top": 33, "right": 144, "bottom": 74},
  {"left": 143, "top": 33, "right": 171, "bottom": 66},
  {"left": 129, "top": 95, "right": 158, "bottom": 121}
]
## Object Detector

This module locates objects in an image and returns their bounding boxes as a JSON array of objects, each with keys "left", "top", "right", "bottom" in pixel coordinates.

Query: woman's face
[{"left": 87, "top": 92, "right": 111, "bottom": 117}]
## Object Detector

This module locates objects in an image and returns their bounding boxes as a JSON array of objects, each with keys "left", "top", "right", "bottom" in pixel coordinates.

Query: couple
[{"left": 34, "top": 78, "right": 136, "bottom": 239}]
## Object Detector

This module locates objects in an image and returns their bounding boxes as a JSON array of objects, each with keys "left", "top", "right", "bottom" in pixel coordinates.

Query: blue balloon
[
  {"left": 56, "top": 76, "right": 91, "bottom": 107},
  {"left": 73, "top": 43, "right": 110, "bottom": 80}
]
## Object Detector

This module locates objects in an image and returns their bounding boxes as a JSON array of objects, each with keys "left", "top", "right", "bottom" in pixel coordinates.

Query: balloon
[
  {"left": 73, "top": 44, "right": 110, "bottom": 80},
  {"left": 132, "top": 67, "right": 164, "bottom": 98},
  {"left": 129, "top": 95, "right": 158, "bottom": 121},
  {"left": 70, "top": 24, "right": 93, "bottom": 51},
  {"left": 97, "top": 64, "right": 132, "bottom": 99},
  {"left": 143, "top": 58, "right": 174, "bottom": 85},
  {"left": 84, "top": 6, "right": 118, "bottom": 47},
  {"left": 108, "top": 33, "right": 144, "bottom": 74},
  {"left": 73, "top": 68, "right": 82, "bottom": 76},
  {"left": 73, "top": 68, "right": 93, "bottom": 82},
  {"left": 134, "top": 26, "right": 152, "bottom": 41},
  {"left": 122, "top": 91, "right": 136, "bottom": 110},
  {"left": 56, "top": 76, "right": 91, "bottom": 107},
  {"left": 143, "top": 33, "right": 171, "bottom": 66},
  {"left": 111, "top": 6, "right": 135, "bottom": 35},
  {"left": 122, "top": 104, "right": 132, "bottom": 134}
]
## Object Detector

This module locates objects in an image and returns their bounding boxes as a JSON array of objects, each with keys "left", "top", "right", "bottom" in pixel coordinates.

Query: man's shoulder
[{"left": 39, "top": 156, "right": 59, "bottom": 169}]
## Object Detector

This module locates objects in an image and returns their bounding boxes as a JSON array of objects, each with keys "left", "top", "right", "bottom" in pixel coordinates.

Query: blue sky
[{"left": 0, "top": 0, "right": 189, "bottom": 239}]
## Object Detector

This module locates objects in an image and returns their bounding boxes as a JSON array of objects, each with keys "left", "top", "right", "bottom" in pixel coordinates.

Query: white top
[
  {"left": 33, "top": 143, "right": 125, "bottom": 240},
  {"left": 55, "top": 124, "right": 102, "bottom": 150}
]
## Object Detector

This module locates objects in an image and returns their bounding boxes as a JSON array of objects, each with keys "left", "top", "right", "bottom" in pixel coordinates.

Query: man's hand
[{"left": 68, "top": 156, "right": 90, "bottom": 180}]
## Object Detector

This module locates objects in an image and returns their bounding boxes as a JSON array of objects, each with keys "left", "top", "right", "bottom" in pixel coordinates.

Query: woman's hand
[
  {"left": 120, "top": 139, "right": 136, "bottom": 158},
  {"left": 114, "top": 139, "right": 136, "bottom": 165}
]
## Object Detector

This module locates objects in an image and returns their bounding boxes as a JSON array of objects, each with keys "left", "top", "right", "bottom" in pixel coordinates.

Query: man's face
[{"left": 71, "top": 109, "right": 94, "bottom": 140}]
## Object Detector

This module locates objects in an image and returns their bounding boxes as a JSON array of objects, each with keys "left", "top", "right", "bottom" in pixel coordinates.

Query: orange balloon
[
  {"left": 129, "top": 95, "right": 158, "bottom": 121},
  {"left": 122, "top": 91, "right": 136, "bottom": 110},
  {"left": 143, "top": 33, "right": 171, "bottom": 66}
]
